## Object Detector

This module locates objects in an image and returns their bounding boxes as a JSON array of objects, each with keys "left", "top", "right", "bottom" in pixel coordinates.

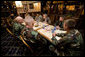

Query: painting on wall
[
  {"left": 29, "top": 3, "right": 34, "bottom": 9},
  {"left": 23, "top": 4, "right": 28, "bottom": 13},
  {"left": 66, "top": 5, "right": 75, "bottom": 11}
]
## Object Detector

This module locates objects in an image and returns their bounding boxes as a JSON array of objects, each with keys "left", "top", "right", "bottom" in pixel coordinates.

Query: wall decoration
[
  {"left": 29, "top": 3, "right": 34, "bottom": 9},
  {"left": 66, "top": 5, "right": 75, "bottom": 11}
]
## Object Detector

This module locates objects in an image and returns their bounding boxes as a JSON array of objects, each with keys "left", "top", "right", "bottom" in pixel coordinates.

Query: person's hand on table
[
  {"left": 56, "top": 26, "right": 60, "bottom": 29},
  {"left": 34, "top": 21, "right": 37, "bottom": 24},
  {"left": 26, "top": 25, "right": 30, "bottom": 28},
  {"left": 43, "top": 21, "right": 47, "bottom": 24},
  {"left": 52, "top": 32, "right": 56, "bottom": 37},
  {"left": 21, "top": 22, "right": 26, "bottom": 25},
  {"left": 45, "top": 28, "right": 51, "bottom": 31}
]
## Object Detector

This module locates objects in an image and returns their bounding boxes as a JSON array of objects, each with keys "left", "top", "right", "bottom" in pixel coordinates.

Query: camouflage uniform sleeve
[
  {"left": 13, "top": 22, "right": 20, "bottom": 35},
  {"left": 51, "top": 34, "right": 73, "bottom": 46},
  {"left": 54, "top": 21, "right": 59, "bottom": 26},
  {"left": 75, "top": 31, "right": 84, "bottom": 48},
  {"left": 20, "top": 24, "right": 25, "bottom": 30},
  {"left": 13, "top": 22, "right": 19, "bottom": 31},
  {"left": 31, "top": 30, "right": 38, "bottom": 39},
  {"left": 21, "top": 28, "right": 33, "bottom": 40},
  {"left": 56, "top": 33, "right": 66, "bottom": 37}
]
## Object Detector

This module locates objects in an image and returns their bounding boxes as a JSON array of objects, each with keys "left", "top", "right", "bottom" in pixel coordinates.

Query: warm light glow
[
  {"left": 82, "top": 9, "right": 84, "bottom": 15},
  {"left": 66, "top": 5, "right": 75, "bottom": 10},
  {"left": 58, "top": 4, "right": 63, "bottom": 10},
  {"left": 15, "top": 1, "right": 23, "bottom": 7},
  {"left": 34, "top": 3, "right": 38, "bottom": 6}
]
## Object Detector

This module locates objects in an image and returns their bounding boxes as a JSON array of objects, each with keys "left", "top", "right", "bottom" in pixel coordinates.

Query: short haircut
[
  {"left": 24, "top": 16, "right": 34, "bottom": 27},
  {"left": 43, "top": 14, "right": 48, "bottom": 17},
  {"left": 59, "top": 15, "right": 65, "bottom": 19},
  {"left": 14, "top": 16, "right": 23, "bottom": 22},
  {"left": 64, "top": 19, "right": 76, "bottom": 29}
]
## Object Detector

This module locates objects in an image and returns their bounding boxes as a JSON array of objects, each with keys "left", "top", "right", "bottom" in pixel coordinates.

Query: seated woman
[
  {"left": 49, "top": 19, "right": 84, "bottom": 56},
  {"left": 13, "top": 16, "right": 25, "bottom": 38}
]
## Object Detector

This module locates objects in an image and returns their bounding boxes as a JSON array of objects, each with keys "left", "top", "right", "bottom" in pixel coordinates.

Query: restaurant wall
[
  {"left": 28, "top": 2, "right": 41, "bottom": 12},
  {"left": 16, "top": 1, "right": 41, "bottom": 14}
]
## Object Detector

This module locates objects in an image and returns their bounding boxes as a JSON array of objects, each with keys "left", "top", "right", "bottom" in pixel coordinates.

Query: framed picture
[
  {"left": 66, "top": 5, "right": 75, "bottom": 11},
  {"left": 29, "top": 3, "right": 34, "bottom": 9},
  {"left": 23, "top": 4, "right": 28, "bottom": 13}
]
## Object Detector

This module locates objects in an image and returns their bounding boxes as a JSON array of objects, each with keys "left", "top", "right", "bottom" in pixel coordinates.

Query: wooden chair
[
  {"left": 21, "top": 29, "right": 47, "bottom": 56},
  {"left": 6, "top": 17, "right": 13, "bottom": 27},
  {"left": 6, "top": 28, "right": 33, "bottom": 54},
  {"left": 4, "top": 17, "right": 34, "bottom": 54},
  {"left": 19, "top": 35, "right": 33, "bottom": 53}
]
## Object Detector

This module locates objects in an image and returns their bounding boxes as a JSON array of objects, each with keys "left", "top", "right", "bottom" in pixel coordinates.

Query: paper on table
[
  {"left": 55, "top": 36, "right": 61, "bottom": 40},
  {"left": 45, "top": 25, "right": 54, "bottom": 29},
  {"left": 37, "top": 29, "right": 52, "bottom": 39},
  {"left": 34, "top": 22, "right": 43, "bottom": 27},
  {"left": 55, "top": 30, "right": 67, "bottom": 34},
  {"left": 33, "top": 22, "right": 43, "bottom": 30},
  {"left": 45, "top": 30, "right": 52, "bottom": 39},
  {"left": 33, "top": 26, "right": 42, "bottom": 30},
  {"left": 21, "top": 22, "right": 26, "bottom": 25}
]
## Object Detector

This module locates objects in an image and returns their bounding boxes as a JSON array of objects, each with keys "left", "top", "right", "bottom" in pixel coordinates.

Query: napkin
[{"left": 55, "top": 36, "right": 61, "bottom": 40}]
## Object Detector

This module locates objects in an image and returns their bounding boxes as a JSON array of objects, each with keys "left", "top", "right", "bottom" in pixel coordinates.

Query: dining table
[{"left": 33, "top": 21, "right": 67, "bottom": 43}]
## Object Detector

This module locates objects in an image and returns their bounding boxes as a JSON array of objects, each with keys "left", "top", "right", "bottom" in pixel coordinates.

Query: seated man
[
  {"left": 39, "top": 13, "right": 43, "bottom": 20},
  {"left": 21, "top": 16, "right": 47, "bottom": 48},
  {"left": 13, "top": 16, "right": 25, "bottom": 38},
  {"left": 24, "top": 13, "right": 33, "bottom": 20},
  {"left": 55, "top": 15, "right": 64, "bottom": 30},
  {"left": 54, "top": 15, "right": 59, "bottom": 26},
  {"left": 35, "top": 13, "right": 43, "bottom": 22},
  {"left": 31, "top": 13, "right": 35, "bottom": 19},
  {"left": 35, "top": 14, "right": 39, "bottom": 20},
  {"left": 49, "top": 19, "right": 84, "bottom": 56},
  {"left": 42, "top": 14, "right": 51, "bottom": 24}
]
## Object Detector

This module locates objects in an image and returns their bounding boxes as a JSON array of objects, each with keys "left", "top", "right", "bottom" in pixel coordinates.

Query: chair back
[{"left": 6, "top": 28, "right": 33, "bottom": 53}]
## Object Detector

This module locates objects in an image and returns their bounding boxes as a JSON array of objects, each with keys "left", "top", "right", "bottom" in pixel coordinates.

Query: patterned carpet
[
  {"left": 1, "top": 28, "right": 84, "bottom": 56},
  {"left": 1, "top": 30, "right": 27, "bottom": 56},
  {"left": 1, "top": 28, "right": 56, "bottom": 56}
]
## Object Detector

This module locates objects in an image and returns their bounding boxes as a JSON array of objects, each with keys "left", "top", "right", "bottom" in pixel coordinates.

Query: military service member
[
  {"left": 55, "top": 15, "right": 64, "bottom": 29},
  {"left": 13, "top": 16, "right": 25, "bottom": 38},
  {"left": 21, "top": 16, "right": 47, "bottom": 48},
  {"left": 42, "top": 14, "right": 51, "bottom": 24},
  {"left": 49, "top": 19, "right": 84, "bottom": 56}
]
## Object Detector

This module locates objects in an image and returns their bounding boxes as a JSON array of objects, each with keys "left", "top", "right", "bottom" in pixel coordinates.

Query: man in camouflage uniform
[
  {"left": 49, "top": 19, "right": 84, "bottom": 56},
  {"left": 13, "top": 16, "right": 25, "bottom": 39},
  {"left": 21, "top": 16, "right": 47, "bottom": 49},
  {"left": 42, "top": 14, "right": 51, "bottom": 25},
  {"left": 54, "top": 15, "right": 64, "bottom": 29},
  {"left": 35, "top": 14, "right": 43, "bottom": 22}
]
